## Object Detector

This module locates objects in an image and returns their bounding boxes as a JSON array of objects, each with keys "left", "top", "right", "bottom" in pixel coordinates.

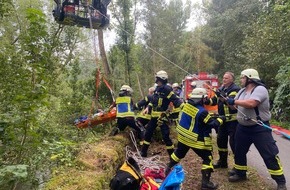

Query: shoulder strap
[{"left": 237, "top": 86, "right": 261, "bottom": 121}]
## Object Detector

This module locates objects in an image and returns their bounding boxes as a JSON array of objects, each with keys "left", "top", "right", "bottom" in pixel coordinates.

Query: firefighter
[
  {"left": 140, "top": 70, "right": 183, "bottom": 157},
  {"left": 204, "top": 72, "right": 240, "bottom": 169},
  {"left": 109, "top": 85, "right": 145, "bottom": 141},
  {"left": 226, "top": 69, "right": 287, "bottom": 190},
  {"left": 186, "top": 81, "right": 197, "bottom": 100},
  {"left": 172, "top": 83, "right": 182, "bottom": 96},
  {"left": 135, "top": 86, "right": 155, "bottom": 128},
  {"left": 165, "top": 88, "right": 226, "bottom": 190},
  {"left": 191, "top": 81, "right": 197, "bottom": 89}
]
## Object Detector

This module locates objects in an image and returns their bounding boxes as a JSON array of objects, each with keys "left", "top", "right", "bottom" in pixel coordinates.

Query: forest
[{"left": 0, "top": 0, "right": 289, "bottom": 189}]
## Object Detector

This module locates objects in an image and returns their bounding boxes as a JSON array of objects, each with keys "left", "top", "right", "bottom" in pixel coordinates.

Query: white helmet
[
  {"left": 172, "top": 83, "right": 179, "bottom": 88},
  {"left": 120, "top": 85, "right": 133, "bottom": 93},
  {"left": 155, "top": 70, "right": 168, "bottom": 80},
  {"left": 191, "top": 81, "right": 197, "bottom": 87},
  {"left": 241, "top": 69, "right": 260, "bottom": 80},
  {"left": 190, "top": 88, "right": 207, "bottom": 99}
]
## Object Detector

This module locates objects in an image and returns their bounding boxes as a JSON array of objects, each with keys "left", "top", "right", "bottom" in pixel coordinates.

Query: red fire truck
[{"left": 182, "top": 72, "right": 219, "bottom": 100}]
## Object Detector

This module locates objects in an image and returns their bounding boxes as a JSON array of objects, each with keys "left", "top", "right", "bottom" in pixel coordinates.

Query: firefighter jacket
[
  {"left": 217, "top": 83, "right": 240, "bottom": 121},
  {"left": 148, "top": 84, "right": 183, "bottom": 118},
  {"left": 205, "top": 83, "right": 240, "bottom": 121},
  {"left": 176, "top": 99, "right": 223, "bottom": 150},
  {"left": 116, "top": 96, "right": 135, "bottom": 118},
  {"left": 135, "top": 94, "right": 153, "bottom": 120}
]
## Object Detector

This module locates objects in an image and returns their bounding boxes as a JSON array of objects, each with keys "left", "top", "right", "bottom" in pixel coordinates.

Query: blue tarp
[{"left": 159, "top": 164, "right": 185, "bottom": 190}]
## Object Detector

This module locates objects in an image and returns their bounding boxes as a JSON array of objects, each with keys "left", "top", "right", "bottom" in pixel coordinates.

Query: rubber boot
[
  {"left": 277, "top": 183, "right": 287, "bottom": 190},
  {"left": 228, "top": 168, "right": 237, "bottom": 176},
  {"left": 228, "top": 174, "right": 247, "bottom": 182},
  {"left": 213, "top": 151, "right": 228, "bottom": 168},
  {"left": 136, "top": 121, "right": 146, "bottom": 139},
  {"left": 167, "top": 148, "right": 174, "bottom": 157},
  {"left": 201, "top": 170, "right": 218, "bottom": 190},
  {"left": 165, "top": 159, "right": 178, "bottom": 176},
  {"left": 109, "top": 127, "right": 120, "bottom": 136},
  {"left": 140, "top": 144, "right": 149, "bottom": 157}
]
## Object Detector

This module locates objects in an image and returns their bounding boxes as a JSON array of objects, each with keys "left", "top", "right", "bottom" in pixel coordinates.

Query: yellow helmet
[
  {"left": 120, "top": 85, "right": 133, "bottom": 93},
  {"left": 241, "top": 69, "right": 260, "bottom": 80},
  {"left": 155, "top": 70, "right": 168, "bottom": 80},
  {"left": 190, "top": 88, "right": 207, "bottom": 99}
]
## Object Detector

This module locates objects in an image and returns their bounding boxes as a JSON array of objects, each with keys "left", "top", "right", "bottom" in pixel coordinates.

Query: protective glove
[
  {"left": 133, "top": 104, "right": 140, "bottom": 111},
  {"left": 216, "top": 89, "right": 226, "bottom": 98},
  {"left": 219, "top": 115, "right": 227, "bottom": 123},
  {"left": 226, "top": 98, "right": 235, "bottom": 105},
  {"left": 216, "top": 115, "right": 226, "bottom": 126},
  {"left": 169, "top": 112, "right": 179, "bottom": 119},
  {"left": 203, "top": 97, "right": 211, "bottom": 105}
]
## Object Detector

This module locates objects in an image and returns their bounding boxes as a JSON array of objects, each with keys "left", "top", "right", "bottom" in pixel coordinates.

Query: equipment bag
[
  {"left": 110, "top": 157, "right": 142, "bottom": 190},
  {"left": 159, "top": 164, "right": 185, "bottom": 190}
]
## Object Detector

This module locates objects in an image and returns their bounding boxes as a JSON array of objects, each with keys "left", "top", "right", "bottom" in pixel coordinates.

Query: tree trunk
[{"left": 97, "top": 29, "right": 110, "bottom": 75}]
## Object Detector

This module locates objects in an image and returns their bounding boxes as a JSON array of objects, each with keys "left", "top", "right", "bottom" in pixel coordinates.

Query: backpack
[{"left": 110, "top": 157, "right": 142, "bottom": 190}]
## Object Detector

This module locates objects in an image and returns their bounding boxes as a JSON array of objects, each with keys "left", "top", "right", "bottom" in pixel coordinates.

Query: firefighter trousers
[
  {"left": 143, "top": 117, "right": 173, "bottom": 148},
  {"left": 117, "top": 117, "right": 143, "bottom": 139},
  {"left": 234, "top": 123, "right": 286, "bottom": 184},
  {"left": 172, "top": 141, "right": 214, "bottom": 171},
  {"left": 217, "top": 120, "right": 237, "bottom": 154}
]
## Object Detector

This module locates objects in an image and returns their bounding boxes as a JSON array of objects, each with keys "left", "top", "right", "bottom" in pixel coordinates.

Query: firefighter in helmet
[
  {"left": 186, "top": 81, "right": 197, "bottom": 99},
  {"left": 204, "top": 72, "right": 240, "bottom": 169},
  {"left": 135, "top": 86, "right": 155, "bottom": 128},
  {"left": 109, "top": 85, "right": 145, "bottom": 141},
  {"left": 172, "top": 83, "right": 182, "bottom": 97},
  {"left": 165, "top": 88, "right": 226, "bottom": 190},
  {"left": 225, "top": 69, "right": 287, "bottom": 190},
  {"left": 191, "top": 81, "right": 197, "bottom": 89},
  {"left": 141, "top": 70, "right": 183, "bottom": 157}
]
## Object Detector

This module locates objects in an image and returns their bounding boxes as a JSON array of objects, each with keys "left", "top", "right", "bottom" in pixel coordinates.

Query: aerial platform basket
[{"left": 76, "top": 107, "right": 116, "bottom": 129}]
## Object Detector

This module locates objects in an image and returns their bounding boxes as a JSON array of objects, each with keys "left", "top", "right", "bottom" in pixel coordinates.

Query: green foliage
[
  {"left": 202, "top": 0, "right": 264, "bottom": 75},
  {"left": 272, "top": 59, "right": 290, "bottom": 122},
  {"left": 0, "top": 165, "right": 29, "bottom": 189},
  {"left": 242, "top": 0, "right": 290, "bottom": 87},
  {"left": 0, "top": 0, "right": 12, "bottom": 18}
]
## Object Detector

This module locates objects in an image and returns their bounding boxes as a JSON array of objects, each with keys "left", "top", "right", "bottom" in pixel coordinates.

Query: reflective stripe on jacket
[
  {"left": 116, "top": 96, "right": 135, "bottom": 118},
  {"left": 176, "top": 103, "right": 213, "bottom": 150}
]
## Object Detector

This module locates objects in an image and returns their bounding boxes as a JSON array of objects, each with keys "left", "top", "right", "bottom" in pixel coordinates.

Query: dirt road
[{"left": 247, "top": 132, "right": 290, "bottom": 189}]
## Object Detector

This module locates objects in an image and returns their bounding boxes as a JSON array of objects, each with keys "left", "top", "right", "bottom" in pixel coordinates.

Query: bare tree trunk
[{"left": 97, "top": 29, "right": 110, "bottom": 75}]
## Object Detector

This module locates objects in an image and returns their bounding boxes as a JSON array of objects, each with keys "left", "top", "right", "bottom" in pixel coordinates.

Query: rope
[
  {"left": 127, "top": 131, "right": 166, "bottom": 174},
  {"left": 87, "top": 3, "right": 193, "bottom": 76},
  {"left": 220, "top": 91, "right": 290, "bottom": 138},
  {"left": 98, "top": 2, "right": 279, "bottom": 135}
]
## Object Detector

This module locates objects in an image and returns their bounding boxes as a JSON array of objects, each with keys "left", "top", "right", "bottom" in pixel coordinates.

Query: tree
[
  {"left": 201, "top": 0, "right": 264, "bottom": 75},
  {"left": 110, "top": 0, "right": 136, "bottom": 86},
  {"left": 141, "top": 0, "right": 191, "bottom": 82}
]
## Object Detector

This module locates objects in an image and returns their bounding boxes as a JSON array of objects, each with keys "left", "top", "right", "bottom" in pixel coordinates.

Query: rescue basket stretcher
[{"left": 75, "top": 107, "right": 116, "bottom": 129}]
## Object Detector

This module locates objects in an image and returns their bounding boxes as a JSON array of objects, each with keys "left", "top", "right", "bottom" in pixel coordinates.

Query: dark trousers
[
  {"left": 117, "top": 117, "right": 142, "bottom": 138},
  {"left": 136, "top": 117, "right": 150, "bottom": 127},
  {"left": 144, "top": 117, "right": 173, "bottom": 147},
  {"left": 217, "top": 120, "right": 237, "bottom": 154},
  {"left": 234, "top": 123, "right": 285, "bottom": 184},
  {"left": 174, "top": 141, "right": 213, "bottom": 171}
]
